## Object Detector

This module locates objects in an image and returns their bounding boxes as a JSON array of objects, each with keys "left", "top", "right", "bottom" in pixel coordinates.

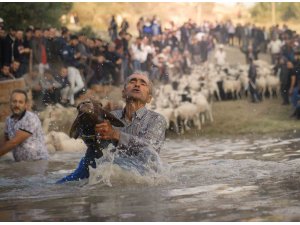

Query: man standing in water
[
  {"left": 0, "top": 89, "right": 49, "bottom": 161},
  {"left": 57, "top": 71, "right": 167, "bottom": 183}
]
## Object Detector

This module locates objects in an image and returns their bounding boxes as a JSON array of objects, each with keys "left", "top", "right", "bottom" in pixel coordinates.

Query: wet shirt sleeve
[{"left": 117, "top": 114, "right": 167, "bottom": 154}]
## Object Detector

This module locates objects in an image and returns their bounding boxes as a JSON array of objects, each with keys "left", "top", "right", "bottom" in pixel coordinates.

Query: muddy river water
[{"left": 1, "top": 133, "right": 300, "bottom": 221}]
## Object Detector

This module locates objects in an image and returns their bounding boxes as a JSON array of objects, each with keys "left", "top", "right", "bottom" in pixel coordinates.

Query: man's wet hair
[
  {"left": 124, "top": 71, "right": 154, "bottom": 95},
  {"left": 11, "top": 89, "right": 28, "bottom": 102}
]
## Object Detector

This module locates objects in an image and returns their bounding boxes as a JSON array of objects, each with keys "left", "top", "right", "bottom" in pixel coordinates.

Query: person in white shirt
[
  {"left": 268, "top": 36, "right": 283, "bottom": 64},
  {"left": 130, "top": 37, "right": 143, "bottom": 71},
  {"left": 214, "top": 44, "right": 226, "bottom": 67}
]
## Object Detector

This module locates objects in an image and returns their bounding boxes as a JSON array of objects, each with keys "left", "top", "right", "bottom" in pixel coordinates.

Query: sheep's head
[{"left": 69, "top": 99, "right": 124, "bottom": 139}]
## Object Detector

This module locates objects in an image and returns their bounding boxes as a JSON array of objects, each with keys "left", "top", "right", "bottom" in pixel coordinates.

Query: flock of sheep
[
  {"left": 150, "top": 59, "right": 279, "bottom": 134},
  {"left": 39, "top": 59, "right": 280, "bottom": 152}
]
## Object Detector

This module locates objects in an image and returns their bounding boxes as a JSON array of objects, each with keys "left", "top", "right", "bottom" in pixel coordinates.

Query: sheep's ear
[{"left": 69, "top": 117, "right": 80, "bottom": 139}]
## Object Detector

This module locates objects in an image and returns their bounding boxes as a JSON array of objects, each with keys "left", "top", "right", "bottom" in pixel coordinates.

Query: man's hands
[{"left": 95, "top": 120, "right": 120, "bottom": 141}]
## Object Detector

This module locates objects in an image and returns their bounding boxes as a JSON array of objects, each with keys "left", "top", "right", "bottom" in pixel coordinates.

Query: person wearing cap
[{"left": 56, "top": 71, "right": 167, "bottom": 183}]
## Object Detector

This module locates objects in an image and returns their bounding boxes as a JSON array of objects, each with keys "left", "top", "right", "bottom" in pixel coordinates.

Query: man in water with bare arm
[{"left": 0, "top": 89, "right": 48, "bottom": 161}]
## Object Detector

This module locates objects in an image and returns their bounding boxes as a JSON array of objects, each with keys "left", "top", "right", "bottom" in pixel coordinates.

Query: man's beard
[{"left": 12, "top": 108, "right": 25, "bottom": 118}]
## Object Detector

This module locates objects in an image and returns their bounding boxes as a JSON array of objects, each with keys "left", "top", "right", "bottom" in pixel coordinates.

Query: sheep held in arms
[{"left": 70, "top": 99, "right": 125, "bottom": 157}]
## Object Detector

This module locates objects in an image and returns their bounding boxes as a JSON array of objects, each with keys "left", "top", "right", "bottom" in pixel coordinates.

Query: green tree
[
  {"left": 250, "top": 2, "right": 271, "bottom": 19},
  {"left": 0, "top": 3, "right": 72, "bottom": 29},
  {"left": 78, "top": 26, "right": 96, "bottom": 38},
  {"left": 251, "top": 2, "right": 300, "bottom": 22},
  {"left": 278, "top": 2, "right": 299, "bottom": 21}
]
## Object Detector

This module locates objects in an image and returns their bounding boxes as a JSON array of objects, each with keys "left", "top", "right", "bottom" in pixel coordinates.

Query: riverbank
[{"left": 167, "top": 97, "right": 300, "bottom": 139}]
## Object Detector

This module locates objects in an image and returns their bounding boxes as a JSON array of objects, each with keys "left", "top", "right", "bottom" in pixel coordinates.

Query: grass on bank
[{"left": 167, "top": 98, "right": 300, "bottom": 138}]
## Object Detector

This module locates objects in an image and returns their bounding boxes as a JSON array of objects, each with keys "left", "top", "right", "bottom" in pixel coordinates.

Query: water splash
[{"left": 88, "top": 144, "right": 172, "bottom": 187}]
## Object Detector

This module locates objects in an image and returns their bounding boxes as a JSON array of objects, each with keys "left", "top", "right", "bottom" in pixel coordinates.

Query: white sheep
[
  {"left": 265, "top": 75, "right": 280, "bottom": 99},
  {"left": 174, "top": 102, "right": 201, "bottom": 134}
]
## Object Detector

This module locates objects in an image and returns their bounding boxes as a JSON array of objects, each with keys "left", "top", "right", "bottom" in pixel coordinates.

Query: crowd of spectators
[{"left": 1, "top": 15, "right": 300, "bottom": 112}]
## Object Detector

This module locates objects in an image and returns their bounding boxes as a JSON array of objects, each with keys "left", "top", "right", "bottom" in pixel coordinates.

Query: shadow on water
[{"left": 1, "top": 132, "right": 300, "bottom": 221}]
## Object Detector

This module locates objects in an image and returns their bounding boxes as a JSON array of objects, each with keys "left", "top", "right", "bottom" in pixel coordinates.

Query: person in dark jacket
[
  {"left": 13, "top": 29, "right": 31, "bottom": 77},
  {"left": 108, "top": 15, "right": 118, "bottom": 41},
  {"left": 54, "top": 27, "right": 69, "bottom": 62},
  {"left": 31, "top": 27, "right": 49, "bottom": 75},
  {"left": 2, "top": 27, "right": 16, "bottom": 65},
  {"left": 248, "top": 57, "right": 260, "bottom": 103},
  {"left": 275, "top": 57, "right": 290, "bottom": 105}
]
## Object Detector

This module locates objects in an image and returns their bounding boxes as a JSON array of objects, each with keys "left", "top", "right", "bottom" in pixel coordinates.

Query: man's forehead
[
  {"left": 128, "top": 74, "right": 150, "bottom": 84},
  {"left": 11, "top": 92, "right": 26, "bottom": 100}
]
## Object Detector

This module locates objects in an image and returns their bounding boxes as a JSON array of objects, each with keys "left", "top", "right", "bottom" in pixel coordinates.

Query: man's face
[
  {"left": 43, "top": 30, "right": 49, "bottom": 38},
  {"left": 0, "top": 29, "right": 5, "bottom": 38},
  {"left": 12, "top": 61, "right": 20, "bottom": 71},
  {"left": 10, "top": 92, "right": 27, "bottom": 116},
  {"left": 60, "top": 68, "right": 68, "bottom": 77},
  {"left": 49, "top": 28, "right": 56, "bottom": 39},
  {"left": 108, "top": 43, "right": 115, "bottom": 52},
  {"left": 95, "top": 39, "right": 102, "bottom": 47},
  {"left": 35, "top": 30, "right": 42, "bottom": 38},
  {"left": 71, "top": 39, "right": 79, "bottom": 46},
  {"left": 287, "top": 61, "right": 293, "bottom": 68},
  {"left": 2, "top": 66, "right": 10, "bottom": 75},
  {"left": 16, "top": 31, "right": 23, "bottom": 40},
  {"left": 26, "top": 30, "right": 33, "bottom": 39},
  {"left": 122, "top": 74, "right": 152, "bottom": 104},
  {"left": 125, "top": 34, "right": 132, "bottom": 41},
  {"left": 9, "top": 29, "right": 16, "bottom": 37}
]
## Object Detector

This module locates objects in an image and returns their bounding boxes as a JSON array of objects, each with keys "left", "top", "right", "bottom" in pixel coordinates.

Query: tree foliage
[
  {"left": 78, "top": 26, "right": 97, "bottom": 38},
  {"left": 250, "top": 2, "right": 300, "bottom": 22},
  {"left": 0, "top": 3, "right": 72, "bottom": 29},
  {"left": 278, "top": 2, "right": 299, "bottom": 21}
]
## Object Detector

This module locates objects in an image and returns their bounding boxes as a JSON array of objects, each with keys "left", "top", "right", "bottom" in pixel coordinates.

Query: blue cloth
[
  {"left": 291, "top": 86, "right": 300, "bottom": 109},
  {"left": 56, "top": 157, "right": 92, "bottom": 184},
  {"left": 56, "top": 141, "right": 110, "bottom": 184},
  {"left": 61, "top": 45, "right": 80, "bottom": 68}
]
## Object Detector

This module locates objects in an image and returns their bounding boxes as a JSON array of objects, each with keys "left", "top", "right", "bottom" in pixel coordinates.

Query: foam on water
[{"left": 88, "top": 144, "right": 173, "bottom": 187}]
